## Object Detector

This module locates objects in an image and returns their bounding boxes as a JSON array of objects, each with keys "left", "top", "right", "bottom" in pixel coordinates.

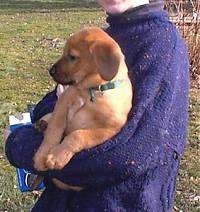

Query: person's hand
[{"left": 3, "top": 127, "right": 11, "bottom": 142}]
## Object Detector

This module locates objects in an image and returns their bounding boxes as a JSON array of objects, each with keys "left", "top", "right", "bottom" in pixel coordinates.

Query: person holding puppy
[{"left": 5, "top": 0, "right": 189, "bottom": 211}]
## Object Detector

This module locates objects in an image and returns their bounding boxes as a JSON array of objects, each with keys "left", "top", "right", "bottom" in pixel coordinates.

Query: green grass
[
  {"left": 174, "top": 88, "right": 200, "bottom": 211},
  {"left": 0, "top": 0, "right": 99, "bottom": 12},
  {"left": 0, "top": 1, "right": 199, "bottom": 211}
]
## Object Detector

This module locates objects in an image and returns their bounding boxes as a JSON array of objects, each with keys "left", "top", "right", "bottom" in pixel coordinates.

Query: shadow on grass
[{"left": 0, "top": 0, "right": 100, "bottom": 12}]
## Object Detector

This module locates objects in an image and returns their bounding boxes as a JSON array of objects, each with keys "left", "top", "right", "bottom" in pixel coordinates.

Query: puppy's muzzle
[{"left": 49, "top": 64, "right": 76, "bottom": 86}]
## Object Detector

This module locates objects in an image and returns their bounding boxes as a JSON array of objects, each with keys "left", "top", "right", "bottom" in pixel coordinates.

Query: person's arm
[{"left": 5, "top": 89, "right": 57, "bottom": 174}]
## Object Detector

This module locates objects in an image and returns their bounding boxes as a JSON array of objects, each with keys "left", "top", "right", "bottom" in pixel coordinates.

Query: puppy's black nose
[{"left": 49, "top": 65, "right": 56, "bottom": 76}]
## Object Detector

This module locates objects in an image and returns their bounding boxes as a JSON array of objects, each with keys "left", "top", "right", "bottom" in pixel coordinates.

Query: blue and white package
[
  {"left": 9, "top": 113, "right": 32, "bottom": 131},
  {"left": 9, "top": 113, "right": 45, "bottom": 192}
]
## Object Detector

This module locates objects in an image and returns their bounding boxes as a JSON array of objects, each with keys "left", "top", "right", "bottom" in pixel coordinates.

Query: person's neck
[
  {"left": 107, "top": 0, "right": 150, "bottom": 15},
  {"left": 131, "top": 0, "right": 149, "bottom": 8}
]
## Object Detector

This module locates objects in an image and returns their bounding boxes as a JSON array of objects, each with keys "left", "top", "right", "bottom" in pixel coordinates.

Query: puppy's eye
[{"left": 67, "top": 54, "right": 77, "bottom": 62}]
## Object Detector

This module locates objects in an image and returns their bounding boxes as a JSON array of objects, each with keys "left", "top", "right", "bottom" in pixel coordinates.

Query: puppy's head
[{"left": 49, "top": 27, "right": 124, "bottom": 85}]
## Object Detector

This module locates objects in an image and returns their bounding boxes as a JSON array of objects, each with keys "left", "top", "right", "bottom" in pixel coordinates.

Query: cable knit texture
[{"left": 5, "top": 3, "right": 189, "bottom": 212}]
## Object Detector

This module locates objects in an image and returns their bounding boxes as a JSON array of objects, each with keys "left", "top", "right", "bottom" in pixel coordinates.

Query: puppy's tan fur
[{"left": 34, "top": 27, "right": 133, "bottom": 173}]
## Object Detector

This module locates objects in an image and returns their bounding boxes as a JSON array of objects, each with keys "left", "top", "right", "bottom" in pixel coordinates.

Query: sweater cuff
[
  {"left": 5, "top": 125, "right": 44, "bottom": 171},
  {"left": 5, "top": 131, "right": 19, "bottom": 167}
]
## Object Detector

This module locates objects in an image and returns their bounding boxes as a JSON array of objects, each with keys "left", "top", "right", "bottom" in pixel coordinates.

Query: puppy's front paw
[
  {"left": 45, "top": 146, "right": 74, "bottom": 170},
  {"left": 34, "top": 154, "right": 47, "bottom": 171},
  {"left": 34, "top": 147, "right": 50, "bottom": 171}
]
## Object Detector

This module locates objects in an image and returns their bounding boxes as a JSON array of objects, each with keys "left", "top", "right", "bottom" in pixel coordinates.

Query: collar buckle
[
  {"left": 98, "top": 85, "right": 103, "bottom": 92},
  {"left": 89, "top": 80, "right": 124, "bottom": 102}
]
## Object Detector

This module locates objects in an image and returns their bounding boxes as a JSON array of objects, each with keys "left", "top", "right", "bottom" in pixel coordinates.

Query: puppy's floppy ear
[{"left": 90, "top": 40, "right": 121, "bottom": 81}]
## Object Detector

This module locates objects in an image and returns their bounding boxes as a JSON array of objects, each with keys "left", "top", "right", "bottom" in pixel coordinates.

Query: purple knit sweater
[{"left": 5, "top": 3, "right": 189, "bottom": 212}]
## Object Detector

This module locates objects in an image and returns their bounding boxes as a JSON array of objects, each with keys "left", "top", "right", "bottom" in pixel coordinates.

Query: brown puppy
[{"left": 34, "top": 27, "right": 133, "bottom": 171}]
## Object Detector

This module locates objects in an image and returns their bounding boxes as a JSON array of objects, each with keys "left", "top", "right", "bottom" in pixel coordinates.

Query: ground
[{"left": 0, "top": 1, "right": 199, "bottom": 211}]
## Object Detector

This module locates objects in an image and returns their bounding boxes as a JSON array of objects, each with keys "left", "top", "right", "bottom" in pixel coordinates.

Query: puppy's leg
[
  {"left": 34, "top": 91, "right": 69, "bottom": 171},
  {"left": 34, "top": 111, "right": 67, "bottom": 170},
  {"left": 34, "top": 88, "right": 80, "bottom": 171},
  {"left": 46, "top": 128, "right": 116, "bottom": 170}
]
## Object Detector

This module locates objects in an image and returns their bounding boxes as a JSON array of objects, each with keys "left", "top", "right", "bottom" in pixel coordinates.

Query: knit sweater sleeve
[{"left": 5, "top": 89, "right": 57, "bottom": 173}]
